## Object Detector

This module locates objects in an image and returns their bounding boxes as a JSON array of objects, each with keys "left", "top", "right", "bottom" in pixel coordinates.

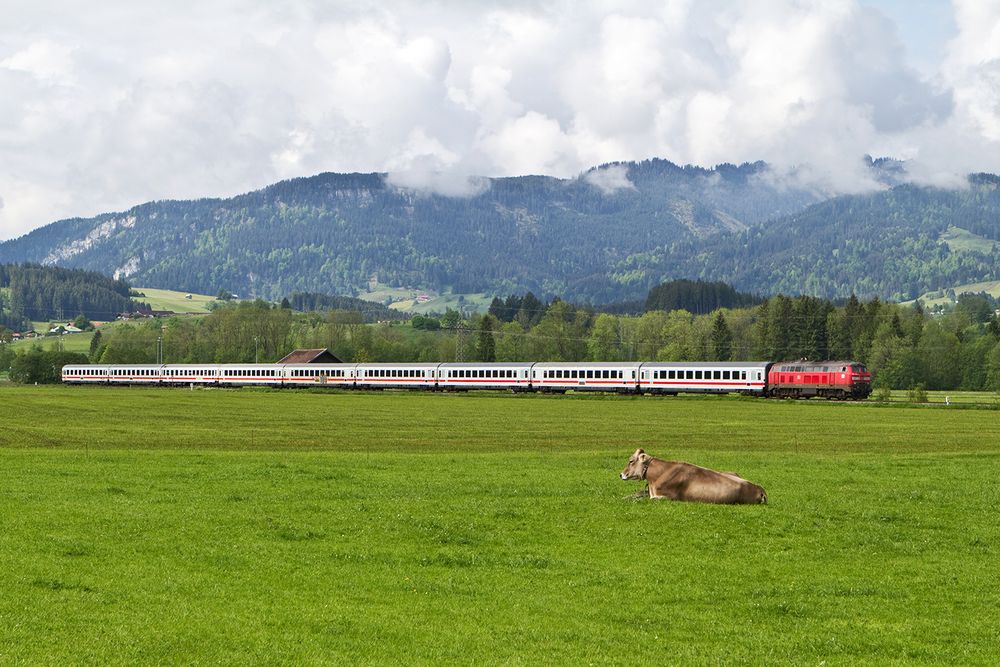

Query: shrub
[{"left": 907, "top": 383, "right": 928, "bottom": 404}]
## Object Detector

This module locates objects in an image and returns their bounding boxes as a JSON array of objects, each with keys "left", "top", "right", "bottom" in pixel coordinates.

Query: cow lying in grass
[{"left": 620, "top": 448, "right": 767, "bottom": 504}]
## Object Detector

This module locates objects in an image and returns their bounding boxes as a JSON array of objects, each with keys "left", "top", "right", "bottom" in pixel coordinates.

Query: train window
[
  {"left": 741, "top": 371, "right": 747, "bottom": 380},
  {"left": 722, "top": 370, "right": 730, "bottom": 380},
  {"left": 713, "top": 370, "right": 721, "bottom": 380},
  {"left": 694, "top": 370, "right": 701, "bottom": 380},
  {"left": 684, "top": 370, "right": 692, "bottom": 379}
]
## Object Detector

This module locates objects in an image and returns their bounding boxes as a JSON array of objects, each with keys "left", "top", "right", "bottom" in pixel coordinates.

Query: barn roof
[{"left": 277, "top": 348, "right": 344, "bottom": 364}]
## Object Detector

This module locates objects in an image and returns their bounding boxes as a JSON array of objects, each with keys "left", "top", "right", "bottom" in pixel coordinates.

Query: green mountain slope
[
  {"left": 0, "top": 160, "right": 824, "bottom": 303},
  {"left": 2, "top": 161, "right": 999, "bottom": 303},
  {"left": 683, "top": 175, "right": 1000, "bottom": 300}
]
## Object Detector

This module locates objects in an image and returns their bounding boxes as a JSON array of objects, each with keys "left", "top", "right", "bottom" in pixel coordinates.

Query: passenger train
[{"left": 62, "top": 360, "right": 873, "bottom": 399}]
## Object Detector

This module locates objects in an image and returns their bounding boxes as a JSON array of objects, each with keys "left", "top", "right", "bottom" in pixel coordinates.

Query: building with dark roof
[{"left": 277, "top": 348, "right": 344, "bottom": 364}]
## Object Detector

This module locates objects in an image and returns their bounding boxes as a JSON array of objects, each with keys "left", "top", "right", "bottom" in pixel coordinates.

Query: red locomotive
[{"left": 767, "top": 360, "right": 872, "bottom": 399}]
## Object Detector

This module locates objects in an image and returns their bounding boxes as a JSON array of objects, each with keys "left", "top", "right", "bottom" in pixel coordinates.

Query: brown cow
[{"left": 620, "top": 448, "right": 767, "bottom": 504}]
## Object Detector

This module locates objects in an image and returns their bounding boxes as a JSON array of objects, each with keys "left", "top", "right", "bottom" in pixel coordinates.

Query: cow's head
[{"left": 621, "top": 448, "right": 650, "bottom": 480}]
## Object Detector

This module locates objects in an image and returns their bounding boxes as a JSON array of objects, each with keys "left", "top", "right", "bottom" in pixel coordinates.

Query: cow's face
[{"left": 621, "top": 448, "right": 649, "bottom": 480}]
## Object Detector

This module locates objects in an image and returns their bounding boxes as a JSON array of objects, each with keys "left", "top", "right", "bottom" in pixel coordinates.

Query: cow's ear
[{"left": 637, "top": 448, "right": 644, "bottom": 454}]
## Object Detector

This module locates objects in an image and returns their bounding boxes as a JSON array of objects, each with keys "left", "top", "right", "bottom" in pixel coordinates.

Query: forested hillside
[
  {"left": 286, "top": 292, "right": 406, "bottom": 322},
  {"left": 0, "top": 160, "right": 824, "bottom": 302},
  {"left": 0, "top": 264, "right": 146, "bottom": 330},
  {"left": 2, "top": 160, "right": 1000, "bottom": 303},
  {"left": 680, "top": 175, "right": 1000, "bottom": 300}
]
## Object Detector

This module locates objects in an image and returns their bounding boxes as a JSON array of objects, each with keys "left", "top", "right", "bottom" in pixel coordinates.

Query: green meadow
[{"left": 2, "top": 386, "right": 999, "bottom": 664}]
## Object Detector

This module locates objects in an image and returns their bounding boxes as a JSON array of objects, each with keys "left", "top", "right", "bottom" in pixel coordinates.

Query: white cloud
[
  {"left": 584, "top": 164, "right": 636, "bottom": 194},
  {"left": 0, "top": 0, "right": 999, "bottom": 241}
]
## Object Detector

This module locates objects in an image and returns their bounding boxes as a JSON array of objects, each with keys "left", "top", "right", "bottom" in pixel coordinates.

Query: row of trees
[
  {"left": 0, "top": 263, "right": 146, "bottom": 329},
  {"left": 5, "top": 291, "right": 1000, "bottom": 391}
]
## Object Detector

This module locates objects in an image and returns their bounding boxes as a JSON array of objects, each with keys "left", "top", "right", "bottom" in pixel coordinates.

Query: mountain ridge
[{"left": 2, "top": 158, "right": 999, "bottom": 303}]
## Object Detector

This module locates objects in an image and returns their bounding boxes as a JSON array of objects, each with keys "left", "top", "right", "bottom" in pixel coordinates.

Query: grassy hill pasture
[
  {"left": 134, "top": 287, "right": 217, "bottom": 313},
  {"left": 904, "top": 277, "right": 1000, "bottom": 310},
  {"left": 2, "top": 387, "right": 999, "bottom": 664},
  {"left": 7, "top": 320, "right": 130, "bottom": 354},
  {"left": 357, "top": 286, "right": 493, "bottom": 315},
  {"left": 939, "top": 225, "right": 1000, "bottom": 255}
]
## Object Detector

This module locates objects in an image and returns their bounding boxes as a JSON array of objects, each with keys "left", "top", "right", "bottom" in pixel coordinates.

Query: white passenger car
[
  {"left": 530, "top": 362, "right": 642, "bottom": 392},
  {"left": 638, "top": 362, "right": 770, "bottom": 395},
  {"left": 437, "top": 363, "right": 533, "bottom": 390}
]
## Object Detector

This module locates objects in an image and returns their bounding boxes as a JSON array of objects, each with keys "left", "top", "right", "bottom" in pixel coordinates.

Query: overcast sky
[{"left": 1, "top": 0, "right": 998, "bottom": 241}]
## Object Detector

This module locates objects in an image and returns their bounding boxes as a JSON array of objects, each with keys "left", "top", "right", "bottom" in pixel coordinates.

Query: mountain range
[{"left": 2, "top": 158, "right": 999, "bottom": 304}]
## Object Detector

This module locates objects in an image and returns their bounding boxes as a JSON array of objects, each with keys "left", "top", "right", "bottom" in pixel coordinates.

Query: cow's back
[{"left": 647, "top": 459, "right": 766, "bottom": 504}]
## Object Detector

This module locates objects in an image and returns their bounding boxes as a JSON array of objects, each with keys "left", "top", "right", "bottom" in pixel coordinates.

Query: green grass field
[
  {"left": 134, "top": 287, "right": 217, "bottom": 313},
  {"left": 2, "top": 387, "right": 999, "bottom": 664},
  {"left": 8, "top": 320, "right": 130, "bottom": 354},
  {"left": 903, "top": 277, "right": 1000, "bottom": 310},
  {"left": 356, "top": 286, "right": 492, "bottom": 315},
  {"left": 939, "top": 225, "right": 999, "bottom": 255}
]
